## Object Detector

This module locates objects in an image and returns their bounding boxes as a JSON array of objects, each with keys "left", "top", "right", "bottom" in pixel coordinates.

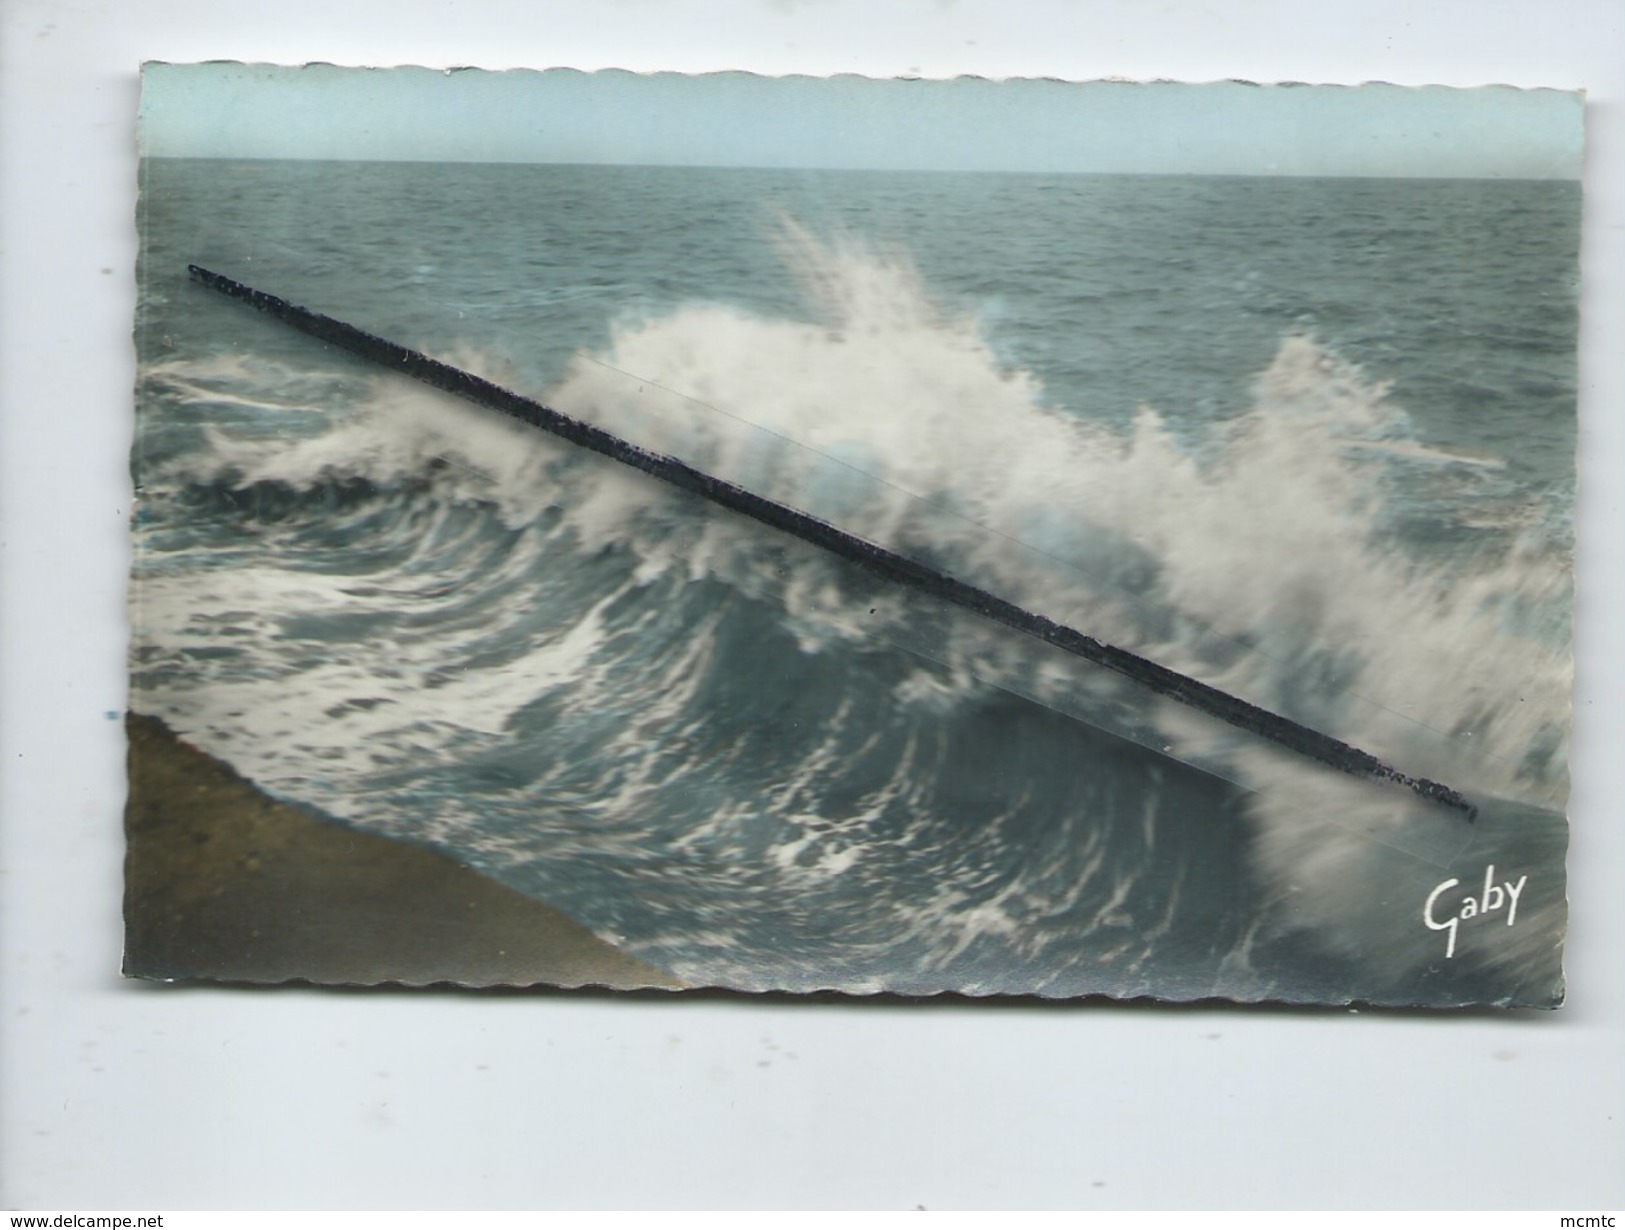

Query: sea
[{"left": 130, "top": 159, "right": 1579, "bottom": 1005}]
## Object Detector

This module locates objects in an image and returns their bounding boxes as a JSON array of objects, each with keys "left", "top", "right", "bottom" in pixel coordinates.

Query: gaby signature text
[{"left": 1423, "top": 865, "right": 1528, "bottom": 959}]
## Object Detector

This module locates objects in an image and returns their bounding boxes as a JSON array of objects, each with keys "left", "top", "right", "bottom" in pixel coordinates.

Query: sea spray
[
  {"left": 543, "top": 222, "right": 1570, "bottom": 800},
  {"left": 132, "top": 211, "right": 1571, "bottom": 999}
]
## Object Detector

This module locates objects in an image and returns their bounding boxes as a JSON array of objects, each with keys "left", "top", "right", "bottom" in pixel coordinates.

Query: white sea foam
[
  {"left": 539, "top": 220, "right": 1570, "bottom": 969},
  {"left": 134, "top": 217, "right": 1571, "bottom": 981},
  {"left": 532, "top": 220, "right": 1569, "bottom": 797}
]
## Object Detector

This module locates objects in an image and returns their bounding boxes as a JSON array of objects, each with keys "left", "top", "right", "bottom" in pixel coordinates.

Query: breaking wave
[{"left": 130, "top": 219, "right": 1571, "bottom": 998}]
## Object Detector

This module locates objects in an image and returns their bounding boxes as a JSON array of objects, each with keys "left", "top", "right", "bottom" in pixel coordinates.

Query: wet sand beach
[{"left": 123, "top": 713, "right": 683, "bottom": 989}]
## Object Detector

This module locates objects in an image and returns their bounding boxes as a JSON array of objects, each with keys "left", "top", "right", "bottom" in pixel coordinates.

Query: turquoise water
[{"left": 131, "top": 159, "right": 1577, "bottom": 1004}]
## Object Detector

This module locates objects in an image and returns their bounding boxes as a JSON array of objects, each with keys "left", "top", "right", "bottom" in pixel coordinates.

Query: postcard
[{"left": 127, "top": 65, "right": 1580, "bottom": 1006}]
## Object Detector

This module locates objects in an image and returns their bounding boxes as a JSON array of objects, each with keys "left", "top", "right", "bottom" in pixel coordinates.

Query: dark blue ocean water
[{"left": 131, "top": 159, "right": 1577, "bottom": 1003}]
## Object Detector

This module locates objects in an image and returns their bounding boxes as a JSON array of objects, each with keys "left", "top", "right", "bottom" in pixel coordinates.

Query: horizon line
[{"left": 138, "top": 153, "right": 1581, "bottom": 183}]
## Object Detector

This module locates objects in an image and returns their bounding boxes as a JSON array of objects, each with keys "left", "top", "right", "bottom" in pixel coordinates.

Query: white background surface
[{"left": 2, "top": 0, "right": 1621, "bottom": 1211}]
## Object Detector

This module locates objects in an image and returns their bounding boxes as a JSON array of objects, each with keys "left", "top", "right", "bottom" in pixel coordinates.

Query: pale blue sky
[{"left": 140, "top": 63, "right": 1583, "bottom": 178}]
